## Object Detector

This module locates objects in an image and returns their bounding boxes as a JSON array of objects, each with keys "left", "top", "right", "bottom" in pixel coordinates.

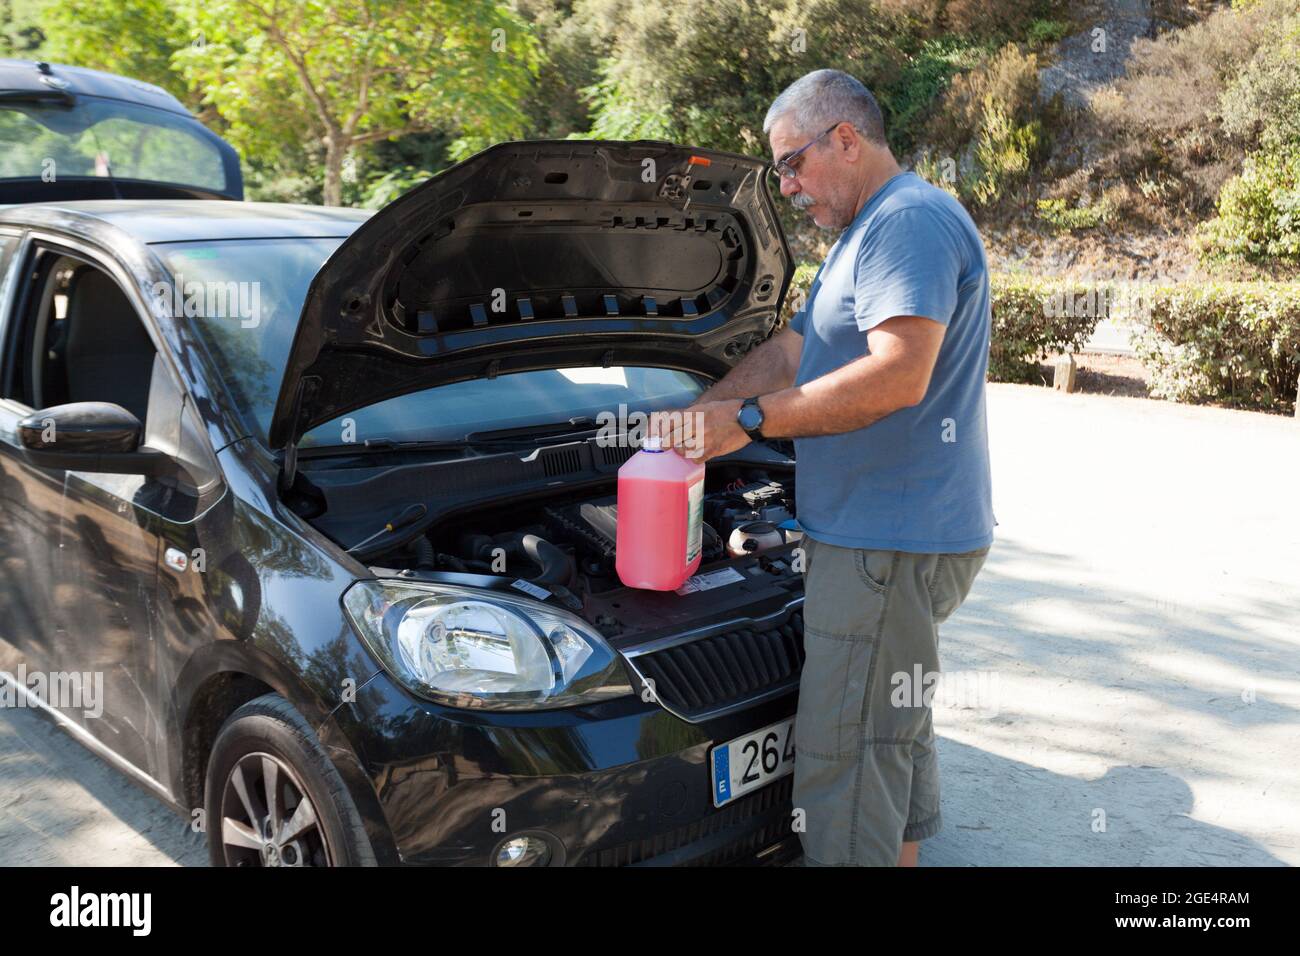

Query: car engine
[{"left": 367, "top": 466, "right": 802, "bottom": 636}]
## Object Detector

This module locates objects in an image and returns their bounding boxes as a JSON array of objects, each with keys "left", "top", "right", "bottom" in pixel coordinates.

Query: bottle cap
[{"left": 642, "top": 434, "right": 663, "bottom": 451}]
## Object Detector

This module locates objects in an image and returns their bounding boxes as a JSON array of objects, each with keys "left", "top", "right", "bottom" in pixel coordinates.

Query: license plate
[{"left": 709, "top": 717, "right": 796, "bottom": 808}]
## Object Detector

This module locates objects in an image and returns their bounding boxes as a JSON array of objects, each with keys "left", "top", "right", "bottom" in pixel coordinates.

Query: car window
[
  {"left": 0, "top": 98, "right": 226, "bottom": 192},
  {"left": 8, "top": 251, "right": 157, "bottom": 420},
  {"left": 156, "top": 237, "right": 708, "bottom": 447},
  {"left": 156, "top": 237, "right": 342, "bottom": 440}
]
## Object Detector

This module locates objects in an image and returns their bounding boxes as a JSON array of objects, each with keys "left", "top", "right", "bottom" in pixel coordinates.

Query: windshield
[
  {"left": 0, "top": 98, "right": 227, "bottom": 191},
  {"left": 155, "top": 237, "right": 707, "bottom": 448}
]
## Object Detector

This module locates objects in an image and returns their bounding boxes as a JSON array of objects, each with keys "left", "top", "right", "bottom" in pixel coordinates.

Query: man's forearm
[
  {"left": 697, "top": 332, "right": 797, "bottom": 403},
  {"left": 754, "top": 315, "right": 944, "bottom": 440},
  {"left": 758, "top": 351, "right": 921, "bottom": 439}
]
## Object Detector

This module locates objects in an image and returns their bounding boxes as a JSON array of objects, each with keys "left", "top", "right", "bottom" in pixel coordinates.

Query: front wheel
[{"left": 205, "top": 693, "right": 376, "bottom": 867}]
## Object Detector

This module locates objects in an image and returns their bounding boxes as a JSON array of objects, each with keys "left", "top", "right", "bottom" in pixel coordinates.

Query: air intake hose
[{"left": 457, "top": 531, "right": 575, "bottom": 588}]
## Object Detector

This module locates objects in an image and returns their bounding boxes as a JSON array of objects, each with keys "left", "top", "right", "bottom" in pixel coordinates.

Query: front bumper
[{"left": 333, "top": 671, "right": 801, "bottom": 866}]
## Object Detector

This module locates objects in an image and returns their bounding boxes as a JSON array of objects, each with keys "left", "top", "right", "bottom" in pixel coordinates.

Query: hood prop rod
[{"left": 279, "top": 376, "right": 316, "bottom": 494}]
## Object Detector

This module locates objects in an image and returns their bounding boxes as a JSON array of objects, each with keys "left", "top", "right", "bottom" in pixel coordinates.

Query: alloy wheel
[{"left": 219, "top": 752, "right": 333, "bottom": 867}]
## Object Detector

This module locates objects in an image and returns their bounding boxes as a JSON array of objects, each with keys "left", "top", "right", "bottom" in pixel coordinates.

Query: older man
[{"left": 653, "top": 69, "right": 995, "bottom": 866}]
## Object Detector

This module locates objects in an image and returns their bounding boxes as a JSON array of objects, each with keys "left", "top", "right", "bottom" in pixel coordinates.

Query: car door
[
  {"left": 0, "top": 230, "right": 59, "bottom": 681},
  {"left": 0, "top": 236, "right": 165, "bottom": 774}
]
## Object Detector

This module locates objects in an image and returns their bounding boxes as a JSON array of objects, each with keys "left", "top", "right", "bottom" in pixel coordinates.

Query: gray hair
[{"left": 762, "top": 69, "right": 887, "bottom": 147}]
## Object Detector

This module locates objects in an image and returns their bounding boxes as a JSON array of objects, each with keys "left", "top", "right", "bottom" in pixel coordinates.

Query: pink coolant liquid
[{"left": 615, "top": 436, "right": 706, "bottom": 590}]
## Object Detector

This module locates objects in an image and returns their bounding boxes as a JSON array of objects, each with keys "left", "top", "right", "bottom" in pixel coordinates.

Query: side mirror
[{"left": 17, "top": 402, "right": 172, "bottom": 476}]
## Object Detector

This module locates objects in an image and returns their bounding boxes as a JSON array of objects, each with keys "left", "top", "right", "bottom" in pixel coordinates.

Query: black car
[{"left": 0, "top": 60, "right": 807, "bottom": 867}]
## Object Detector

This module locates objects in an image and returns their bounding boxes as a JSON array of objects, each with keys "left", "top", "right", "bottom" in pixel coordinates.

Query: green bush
[
  {"left": 1036, "top": 195, "right": 1112, "bottom": 233},
  {"left": 1218, "top": 7, "right": 1300, "bottom": 153},
  {"left": 877, "top": 0, "right": 1061, "bottom": 40},
  {"left": 360, "top": 166, "right": 436, "bottom": 209},
  {"left": 925, "top": 41, "right": 1040, "bottom": 152},
  {"left": 1194, "top": 8, "right": 1300, "bottom": 264},
  {"left": 778, "top": 261, "right": 821, "bottom": 328},
  {"left": 1025, "top": 17, "right": 1070, "bottom": 46},
  {"left": 968, "top": 99, "right": 1043, "bottom": 205},
  {"left": 988, "top": 275, "right": 1103, "bottom": 382},
  {"left": 1197, "top": 149, "right": 1300, "bottom": 263},
  {"left": 919, "top": 42, "right": 1047, "bottom": 205},
  {"left": 1131, "top": 282, "right": 1300, "bottom": 411},
  {"left": 877, "top": 34, "right": 993, "bottom": 154}
]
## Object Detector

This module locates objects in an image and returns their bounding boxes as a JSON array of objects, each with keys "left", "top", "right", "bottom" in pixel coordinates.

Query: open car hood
[{"left": 267, "top": 140, "right": 793, "bottom": 450}]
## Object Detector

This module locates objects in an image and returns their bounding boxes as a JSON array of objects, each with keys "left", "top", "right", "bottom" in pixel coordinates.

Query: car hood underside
[{"left": 268, "top": 140, "right": 793, "bottom": 450}]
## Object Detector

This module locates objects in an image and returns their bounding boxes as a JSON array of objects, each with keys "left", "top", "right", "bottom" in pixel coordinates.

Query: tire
[{"left": 204, "top": 692, "right": 377, "bottom": 867}]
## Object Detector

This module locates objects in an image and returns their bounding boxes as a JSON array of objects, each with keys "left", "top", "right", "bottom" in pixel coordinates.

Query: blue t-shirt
[{"left": 788, "top": 171, "right": 995, "bottom": 553}]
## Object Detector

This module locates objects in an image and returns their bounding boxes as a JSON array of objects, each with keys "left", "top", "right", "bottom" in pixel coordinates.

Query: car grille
[
  {"left": 626, "top": 610, "right": 805, "bottom": 722},
  {"left": 576, "top": 774, "right": 797, "bottom": 867}
]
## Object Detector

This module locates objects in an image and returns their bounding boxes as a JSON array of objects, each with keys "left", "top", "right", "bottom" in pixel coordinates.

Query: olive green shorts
[{"left": 793, "top": 534, "right": 989, "bottom": 866}]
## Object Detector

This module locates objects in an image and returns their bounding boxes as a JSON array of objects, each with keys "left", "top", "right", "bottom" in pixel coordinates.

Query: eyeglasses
[{"left": 773, "top": 122, "right": 842, "bottom": 179}]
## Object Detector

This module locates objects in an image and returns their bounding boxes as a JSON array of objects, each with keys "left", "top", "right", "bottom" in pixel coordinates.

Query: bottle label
[{"left": 685, "top": 477, "right": 703, "bottom": 564}]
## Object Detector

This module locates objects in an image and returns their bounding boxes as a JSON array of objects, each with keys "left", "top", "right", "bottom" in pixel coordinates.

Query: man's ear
[{"left": 833, "top": 123, "right": 862, "bottom": 162}]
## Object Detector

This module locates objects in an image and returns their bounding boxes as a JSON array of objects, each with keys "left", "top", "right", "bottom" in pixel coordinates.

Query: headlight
[{"left": 342, "top": 580, "right": 632, "bottom": 710}]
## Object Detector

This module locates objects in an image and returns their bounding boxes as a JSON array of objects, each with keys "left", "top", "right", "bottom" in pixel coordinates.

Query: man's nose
[{"left": 779, "top": 175, "right": 799, "bottom": 198}]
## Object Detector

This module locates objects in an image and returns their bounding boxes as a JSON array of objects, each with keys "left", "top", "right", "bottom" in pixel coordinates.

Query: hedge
[
  {"left": 988, "top": 276, "right": 1104, "bottom": 382},
  {"left": 1131, "top": 282, "right": 1300, "bottom": 412}
]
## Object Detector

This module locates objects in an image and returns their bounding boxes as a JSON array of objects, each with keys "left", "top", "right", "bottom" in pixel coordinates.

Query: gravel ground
[
  {"left": 0, "top": 700, "right": 205, "bottom": 866},
  {"left": 921, "top": 385, "right": 1299, "bottom": 866},
  {"left": 1, "top": 384, "right": 1297, "bottom": 866}
]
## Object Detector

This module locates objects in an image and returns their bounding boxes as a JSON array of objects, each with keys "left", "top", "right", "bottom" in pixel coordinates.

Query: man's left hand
[{"left": 650, "top": 399, "right": 751, "bottom": 461}]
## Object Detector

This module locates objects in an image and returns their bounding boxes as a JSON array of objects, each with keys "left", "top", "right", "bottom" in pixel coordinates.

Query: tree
[
  {"left": 571, "top": 0, "right": 905, "bottom": 155},
  {"left": 1, "top": 0, "right": 44, "bottom": 57},
  {"left": 35, "top": 0, "right": 192, "bottom": 102},
  {"left": 173, "top": 0, "right": 541, "bottom": 205}
]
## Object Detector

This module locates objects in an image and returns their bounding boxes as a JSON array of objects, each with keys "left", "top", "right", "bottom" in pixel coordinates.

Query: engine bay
[{"left": 362, "top": 461, "right": 804, "bottom": 639}]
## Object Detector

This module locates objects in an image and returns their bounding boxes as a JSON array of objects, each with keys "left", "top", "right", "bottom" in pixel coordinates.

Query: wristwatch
[{"left": 737, "top": 396, "right": 765, "bottom": 440}]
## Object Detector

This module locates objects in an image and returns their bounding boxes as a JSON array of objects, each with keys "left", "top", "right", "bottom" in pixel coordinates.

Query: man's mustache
[{"left": 791, "top": 192, "right": 816, "bottom": 209}]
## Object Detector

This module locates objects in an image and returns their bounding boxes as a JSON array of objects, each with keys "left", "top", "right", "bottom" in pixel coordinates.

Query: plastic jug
[{"left": 616, "top": 436, "right": 706, "bottom": 590}]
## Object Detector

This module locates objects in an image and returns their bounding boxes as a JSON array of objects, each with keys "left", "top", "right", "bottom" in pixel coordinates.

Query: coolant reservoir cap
[{"left": 642, "top": 435, "right": 664, "bottom": 452}]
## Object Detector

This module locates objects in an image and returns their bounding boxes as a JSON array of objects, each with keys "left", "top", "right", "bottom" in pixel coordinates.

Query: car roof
[
  {"left": 0, "top": 199, "right": 373, "bottom": 243},
  {"left": 0, "top": 58, "right": 190, "bottom": 116}
]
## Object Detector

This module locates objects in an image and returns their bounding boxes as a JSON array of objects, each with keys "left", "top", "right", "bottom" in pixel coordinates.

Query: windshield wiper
[
  {"left": 299, "top": 423, "right": 601, "bottom": 459},
  {"left": 298, "top": 437, "right": 483, "bottom": 457},
  {"left": 463, "top": 417, "right": 598, "bottom": 443}
]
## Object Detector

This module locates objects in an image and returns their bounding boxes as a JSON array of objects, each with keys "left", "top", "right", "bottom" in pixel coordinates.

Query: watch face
[{"left": 738, "top": 403, "right": 763, "bottom": 431}]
